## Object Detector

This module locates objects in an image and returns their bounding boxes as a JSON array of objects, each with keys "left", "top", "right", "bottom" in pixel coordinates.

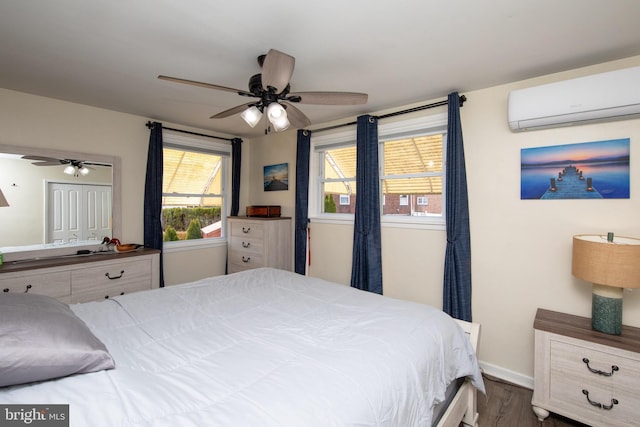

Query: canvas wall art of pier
[{"left": 521, "top": 138, "right": 630, "bottom": 200}]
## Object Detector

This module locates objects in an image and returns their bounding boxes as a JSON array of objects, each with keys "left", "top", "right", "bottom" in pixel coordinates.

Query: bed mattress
[{"left": 1, "top": 268, "right": 483, "bottom": 426}]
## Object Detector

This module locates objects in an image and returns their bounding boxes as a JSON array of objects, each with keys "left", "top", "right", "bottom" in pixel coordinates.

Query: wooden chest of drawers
[
  {"left": 532, "top": 308, "right": 640, "bottom": 426},
  {"left": 0, "top": 249, "right": 160, "bottom": 303},
  {"left": 227, "top": 216, "right": 291, "bottom": 274}
]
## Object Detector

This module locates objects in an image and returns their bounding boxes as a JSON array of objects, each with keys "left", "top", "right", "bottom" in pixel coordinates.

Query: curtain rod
[
  {"left": 310, "top": 94, "right": 466, "bottom": 134},
  {"left": 145, "top": 121, "right": 236, "bottom": 142}
]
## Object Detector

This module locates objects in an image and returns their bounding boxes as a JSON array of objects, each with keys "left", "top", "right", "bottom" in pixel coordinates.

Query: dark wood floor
[{"left": 476, "top": 375, "right": 588, "bottom": 427}]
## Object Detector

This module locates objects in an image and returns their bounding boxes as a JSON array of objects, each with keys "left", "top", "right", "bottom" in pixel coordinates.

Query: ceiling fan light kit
[
  {"left": 240, "top": 105, "right": 263, "bottom": 128},
  {"left": 159, "top": 48, "right": 368, "bottom": 133}
]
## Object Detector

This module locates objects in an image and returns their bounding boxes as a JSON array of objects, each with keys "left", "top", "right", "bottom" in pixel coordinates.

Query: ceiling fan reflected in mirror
[
  {"left": 158, "top": 49, "right": 368, "bottom": 133},
  {"left": 22, "top": 156, "right": 110, "bottom": 177}
]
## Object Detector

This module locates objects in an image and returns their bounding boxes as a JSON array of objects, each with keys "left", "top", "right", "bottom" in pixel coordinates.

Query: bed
[{"left": 1, "top": 267, "right": 484, "bottom": 426}]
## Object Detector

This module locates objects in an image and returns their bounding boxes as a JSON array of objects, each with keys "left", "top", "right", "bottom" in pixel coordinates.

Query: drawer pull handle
[
  {"left": 3, "top": 288, "right": 9, "bottom": 293},
  {"left": 242, "top": 256, "right": 251, "bottom": 263},
  {"left": 242, "top": 227, "right": 251, "bottom": 233},
  {"left": 582, "top": 358, "right": 619, "bottom": 376},
  {"left": 105, "top": 270, "right": 125, "bottom": 280},
  {"left": 242, "top": 241, "right": 250, "bottom": 248},
  {"left": 582, "top": 389, "right": 618, "bottom": 410},
  {"left": 105, "top": 293, "right": 124, "bottom": 299},
  {"left": 24, "top": 284, "right": 32, "bottom": 293}
]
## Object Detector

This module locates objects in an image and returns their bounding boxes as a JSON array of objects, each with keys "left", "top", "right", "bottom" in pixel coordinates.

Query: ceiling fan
[
  {"left": 22, "top": 155, "right": 110, "bottom": 176},
  {"left": 158, "top": 49, "right": 368, "bottom": 133}
]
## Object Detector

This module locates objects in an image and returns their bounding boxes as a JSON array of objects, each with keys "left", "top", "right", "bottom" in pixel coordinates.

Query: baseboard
[{"left": 479, "top": 361, "right": 534, "bottom": 390}]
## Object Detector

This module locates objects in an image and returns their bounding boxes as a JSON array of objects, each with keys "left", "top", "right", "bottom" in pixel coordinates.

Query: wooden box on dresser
[
  {"left": 532, "top": 308, "right": 640, "bottom": 427},
  {"left": 0, "top": 249, "right": 160, "bottom": 303},
  {"left": 227, "top": 216, "right": 291, "bottom": 273}
]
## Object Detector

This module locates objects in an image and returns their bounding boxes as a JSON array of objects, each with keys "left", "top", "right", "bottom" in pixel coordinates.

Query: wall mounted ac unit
[{"left": 508, "top": 66, "right": 640, "bottom": 132}]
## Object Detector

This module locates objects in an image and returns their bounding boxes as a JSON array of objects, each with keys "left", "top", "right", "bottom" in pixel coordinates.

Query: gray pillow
[{"left": 0, "top": 292, "right": 115, "bottom": 387}]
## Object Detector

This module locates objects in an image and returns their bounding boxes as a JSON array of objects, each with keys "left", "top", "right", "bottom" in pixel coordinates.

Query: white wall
[{"left": 246, "top": 56, "right": 640, "bottom": 387}]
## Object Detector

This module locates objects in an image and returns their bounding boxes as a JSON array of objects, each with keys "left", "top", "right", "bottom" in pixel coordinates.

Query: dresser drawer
[
  {"left": 0, "top": 271, "right": 71, "bottom": 301},
  {"left": 549, "top": 339, "right": 640, "bottom": 425},
  {"left": 228, "top": 250, "right": 264, "bottom": 269},
  {"left": 70, "top": 258, "right": 152, "bottom": 302},
  {"left": 228, "top": 236, "right": 264, "bottom": 255},
  {"left": 230, "top": 221, "right": 265, "bottom": 239}
]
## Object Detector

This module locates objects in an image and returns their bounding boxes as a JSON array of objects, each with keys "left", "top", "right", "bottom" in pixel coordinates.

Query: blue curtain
[
  {"left": 443, "top": 92, "right": 472, "bottom": 321},
  {"left": 350, "top": 115, "right": 382, "bottom": 294},
  {"left": 230, "top": 138, "right": 242, "bottom": 217},
  {"left": 144, "top": 121, "right": 164, "bottom": 287},
  {"left": 294, "top": 130, "right": 311, "bottom": 275}
]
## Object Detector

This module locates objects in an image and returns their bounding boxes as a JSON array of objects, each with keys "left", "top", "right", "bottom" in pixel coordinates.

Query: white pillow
[{"left": 0, "top": 292, "right": 115, "bottom": 387}]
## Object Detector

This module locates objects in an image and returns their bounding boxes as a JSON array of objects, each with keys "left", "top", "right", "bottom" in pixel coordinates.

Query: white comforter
[{"left": 1, "top": 268, "right": 484, "bottom": 426}]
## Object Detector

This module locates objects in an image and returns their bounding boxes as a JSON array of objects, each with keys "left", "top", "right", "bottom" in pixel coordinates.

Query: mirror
[{"left": 0, "top": 143, "right": 121, "bottom": 262}]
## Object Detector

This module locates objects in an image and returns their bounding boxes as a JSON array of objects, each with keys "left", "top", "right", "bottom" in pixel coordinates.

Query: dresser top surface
[
  {"left": 0, "top": 248, "right": 160, "bottom": 274},
  {"left": 534, "top": 308, "right": 640, "bottom": 353}
]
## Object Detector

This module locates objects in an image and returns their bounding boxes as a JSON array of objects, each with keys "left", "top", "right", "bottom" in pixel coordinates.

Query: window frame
[
  {"left": 161, "top": 132, "right": 231, "bottom": 253},
  {"left": 309, "top": 112, "right": 447, "bottom": 230},
  {"left": 309, "top": 128, "right": 357, "bottom": 223},
  {"left": 378, "top": 113, "right": 447, "bottom": 230}
]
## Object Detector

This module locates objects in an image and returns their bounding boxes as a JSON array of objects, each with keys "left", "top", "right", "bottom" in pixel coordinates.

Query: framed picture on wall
[
  {"left": 521, "top": 138, "right": 630, "bottom": 200},
  {"left": 263, "top": 163, "right": 289, "bottom": 191}
]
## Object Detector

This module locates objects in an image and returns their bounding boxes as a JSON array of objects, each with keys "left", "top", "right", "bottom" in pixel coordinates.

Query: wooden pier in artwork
[{"left": 540, "top": 165, "right": 603, "bottom": 199}]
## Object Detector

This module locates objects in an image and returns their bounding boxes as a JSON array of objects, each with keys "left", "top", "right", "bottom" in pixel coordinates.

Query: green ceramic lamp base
[{"left": 591, "top": 285, "right": 623, "bottom": 335}]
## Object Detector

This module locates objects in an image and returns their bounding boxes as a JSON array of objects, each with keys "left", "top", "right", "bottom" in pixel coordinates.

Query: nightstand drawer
[{"left": 549, "top": 339, "right": 640, "bottom": 424}]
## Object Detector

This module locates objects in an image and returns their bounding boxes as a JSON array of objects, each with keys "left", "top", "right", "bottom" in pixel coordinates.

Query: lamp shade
[
  {"left": 572, "top": 234, "right": 640, "bottom": 288},
  {"left": 0, "top": 188, "right": 8, "bottom": 207},
  {"left": 241, "top": 106, "right": 262, "bottom": 128}
]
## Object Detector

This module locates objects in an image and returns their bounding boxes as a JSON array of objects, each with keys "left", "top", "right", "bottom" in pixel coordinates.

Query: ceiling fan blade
[
  {"left": 31, "top": 161, "right": 64, "bottom": 166},
  {"left": 210, "top": 102, "right": 255, "bottom": 119},
  {"left": 22, "top": 155, "right": 61, "bottom": 162},
  {"left": 289, "top": 91, "right": 368, "bottom": 105},
  {"left": 261, "top": 49, "right": 295, "bottom": 93},
  {"left": 158, "top": 75, "right": 254, "bottom": 97},
  {"left": 282, "top": 102, "right": 312, "bottom": 128},
  {"left": 84, "top": 161, "right": 112, "bottom": 167}
]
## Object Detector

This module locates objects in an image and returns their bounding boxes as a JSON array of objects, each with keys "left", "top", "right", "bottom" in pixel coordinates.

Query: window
[
  {"left": 379, "top": 113, "right": 446, "bottom": 227},
  {"left": 310, "top": 113, "right": 446, "bottom": 228},
  {"left": 162, "top": 133, "right": 231, "bottom": 249},
  {"left": 312, "top": 128, "right": 357, "bottom": 216}
]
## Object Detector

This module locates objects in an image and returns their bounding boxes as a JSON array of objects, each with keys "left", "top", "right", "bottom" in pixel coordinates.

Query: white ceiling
[{"left": 1, "top": 1, "right": 640, "bottom": 139}]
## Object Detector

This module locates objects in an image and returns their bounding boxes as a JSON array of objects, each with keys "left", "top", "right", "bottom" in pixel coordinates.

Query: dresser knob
[{"left": 582, "top": 357, "right": 619, "bottom": 376}]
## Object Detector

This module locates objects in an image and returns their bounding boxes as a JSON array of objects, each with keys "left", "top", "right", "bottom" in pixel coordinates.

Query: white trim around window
[
  {"left": 309, "top": 112, "right": 447, "bottom": 231},
  {"left": 162, "top": 131, "right": 232, "bottom": 252}
]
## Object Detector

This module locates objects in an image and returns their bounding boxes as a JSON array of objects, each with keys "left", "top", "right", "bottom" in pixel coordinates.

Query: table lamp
[{"left": 572, "top": 233, "right": 640, "bottom": 335}]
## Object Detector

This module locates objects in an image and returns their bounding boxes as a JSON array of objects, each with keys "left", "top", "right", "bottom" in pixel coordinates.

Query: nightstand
[{"left": 532, "top": 308, "right": 640, "bottom": 426}]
